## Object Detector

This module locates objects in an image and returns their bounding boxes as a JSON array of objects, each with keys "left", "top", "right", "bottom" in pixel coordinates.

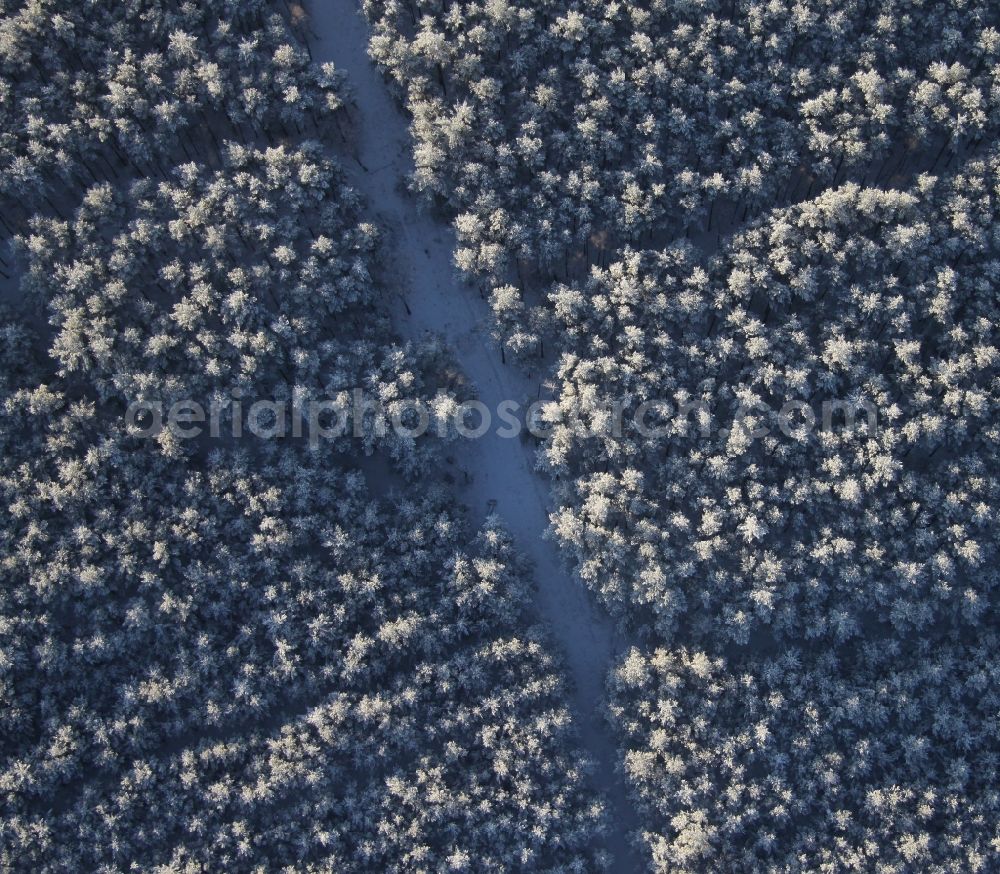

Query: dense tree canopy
[
  {"left": 545, "top": 163, "right": 1000, "bottom": 646},
  {"left": 364, "top": 0, "right": 1000, "bottom": 351},
  {"left": 360, "top": 2, "right": 1000, "bottom": 864},
  {"left": 0, "top": 396, "right": 604, "bottom": 869},
  {"left": 610, "top": 637, "right": 1000, "bottom": 872},
  {"left": 0, "top": 0, "right": 344, "bottom": 226},
  {"left": 539, "top": 148, "right": 1000, "bottom": 872},
  {"left": 4, "top": 0, "right": 1000, "bottom": 867},
  {"left": 0, "top": 2, "right": 607, "bottom": 868}
]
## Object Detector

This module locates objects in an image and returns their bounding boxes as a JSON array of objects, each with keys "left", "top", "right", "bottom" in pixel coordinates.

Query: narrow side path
[{"left": 307, "top": 3, "right": 644, "bottom": 870}]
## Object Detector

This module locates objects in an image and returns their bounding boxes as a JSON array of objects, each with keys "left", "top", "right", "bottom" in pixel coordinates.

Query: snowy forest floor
[{"left": 307, "top": 3, "right": 643, "bottom": 870}]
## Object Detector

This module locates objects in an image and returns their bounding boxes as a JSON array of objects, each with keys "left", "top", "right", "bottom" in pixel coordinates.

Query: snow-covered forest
[
  {"left": 0, "top": 2, "right": 604, "bottom": 869},
  {"left": 2, "top": 0, "right": 1000, "bottom": 871}
]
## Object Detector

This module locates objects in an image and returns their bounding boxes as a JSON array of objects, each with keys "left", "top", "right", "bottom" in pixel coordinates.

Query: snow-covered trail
[{"left": 307, "top": 4, "right": 643, "bottom": 870}]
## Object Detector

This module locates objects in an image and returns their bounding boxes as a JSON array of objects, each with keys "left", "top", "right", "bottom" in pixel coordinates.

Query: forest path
[{"left": 307, "top": 4, "right": 644, "bottom": 871}]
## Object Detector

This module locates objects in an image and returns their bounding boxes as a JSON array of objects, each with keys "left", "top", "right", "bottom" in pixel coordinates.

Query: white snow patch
[{"left": 306, "top": 3, "right": 645, "bottom": 869}]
